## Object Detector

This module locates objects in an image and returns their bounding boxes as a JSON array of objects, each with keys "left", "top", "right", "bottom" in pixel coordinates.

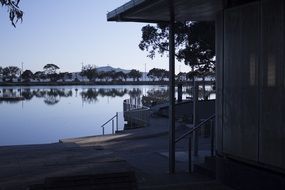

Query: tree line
[
  {"left": 0, "top": 63, "right": 214, "bottom": 83},
  {"left": 0, "top": 64, "right": 71, "bottom": 82}
]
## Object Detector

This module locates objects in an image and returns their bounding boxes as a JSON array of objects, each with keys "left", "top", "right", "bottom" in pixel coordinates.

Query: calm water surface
[{"left": 0, "top": 85, "right": 171, "bottom": 146}]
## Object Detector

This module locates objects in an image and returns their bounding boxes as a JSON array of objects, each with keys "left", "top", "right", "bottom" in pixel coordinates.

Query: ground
[{"left": 0, "top": 117, "right": 232, "bottom": 190}]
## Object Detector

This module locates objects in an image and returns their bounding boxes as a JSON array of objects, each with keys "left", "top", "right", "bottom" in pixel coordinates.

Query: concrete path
[{"left": 0, "top": 117, "right": 232, "bottom": 190}]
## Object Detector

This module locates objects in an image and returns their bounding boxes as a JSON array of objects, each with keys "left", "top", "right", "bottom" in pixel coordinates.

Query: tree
[
  {"left": 43, "top": 64, "right": 60, "bottom": 75},
  {"left": 128, "top": 69, "right": 142, "bottom": 81},
  {"left": 115, "top": 71, "right": 127, "bottom": 82},
  {"left": 105, "top": 71, "right": 115, "bottom": 82},
  {"left": 0, "top": 0, "right": 23, "bottom": 27},
  {"left": 80, "top": 64, "right": 97, "bottom": 82},
  {"left": 0, "top": 66, "right": 3, "bottom": 80},
  {"left": 21, "top": 70, "right": 33, "bottom": 82},
  {"left": 139, "top": 22, "right": 215, "bottom": 75},
  {"left": 147, "top": 68, "right": 168, "bottom": 81},
  {"left": 34, "top": 71, "right": 46, "bottom": 81},
  {"left": 43, "top": 64, "right": 60, "bottom": 82},
  {"left": 2, "top": 66, "right": 20, "bottom": 82},
  {"left": 176, "top": 72, "right": 187, "bottom": 81},
  {"left": 65, "top": 72, "right": 73, "bottom": 80},
  {"left": 100, "top": 71, "right": 113, "bottom": 82},
  {"left": 186, "top": 70, "right": 201, "bottom": 80},
  {"left": 57, "top": 72, "right": 72, "bottom": 82}
]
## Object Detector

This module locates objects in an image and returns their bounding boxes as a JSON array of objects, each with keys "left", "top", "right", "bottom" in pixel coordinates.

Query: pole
[
  {"left": 168, "top": 0, "right": 176, "bottom": 174},
  {"left": 188, "top": 136, "right": 192, "bottom": 173},
  {"left": 20, "top": 62, "right": 24, "bottom": 82},
  {"left": 116, "top": 112, "right": 119, "bottom": 132},
  {"left": 112, "top": 119, "right": 114, "bottom": 134},
  {"left": 193, "top": 81, "right": 199, "bottom": 156},
  {"left": 145, "top": 63, "right": 146, "bottom": 81},
  {"left": 211, "top": 119, "right": 214, "bottom": 156}
]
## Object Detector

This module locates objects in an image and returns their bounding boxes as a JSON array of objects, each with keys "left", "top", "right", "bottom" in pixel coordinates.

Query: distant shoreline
[{"left": 0, "top": 81, "right": 201, "bottom": 87}]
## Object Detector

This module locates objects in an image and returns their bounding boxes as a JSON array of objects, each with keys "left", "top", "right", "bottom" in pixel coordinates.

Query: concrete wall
[{"left": 217, "top": 0, "right": 285, "bottom": 171}]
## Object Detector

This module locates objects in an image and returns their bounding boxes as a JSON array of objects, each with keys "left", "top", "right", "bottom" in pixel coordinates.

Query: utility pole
[
  {"left": 144, "top": 63, "right": 147, "bottom": 81},
  {"left": 81, "top": 62, "right": 84, "bottom": 70},
  {"left": 20, "top": 62, "right": 24, "bottom": 82}
]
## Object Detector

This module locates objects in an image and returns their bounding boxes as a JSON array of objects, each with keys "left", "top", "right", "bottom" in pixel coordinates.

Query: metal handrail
[
  {"left": 123, "top": 100, "right": 150, "bottom": 112},
  {"left": 100, "top": 113, "right": 118, "bottom": 135},
  {"left": 123, "top": 101, "right": 151, "bottom": 128},
  {"left": 175, "top": 114, "right": 215, "bottom": 173},
  {"left": 175, "top": 114, "right": 215, "bottom": 143},
  {"left": 100, "top": 115, "right": 117, "bottom": 129}
]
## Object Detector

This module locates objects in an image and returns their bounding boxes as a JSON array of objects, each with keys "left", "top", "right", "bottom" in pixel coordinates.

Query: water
[
  {"left": 0, "top": 85, "right": 169, "bottom": 146},
  {"left": 0, "top": 85, "right": 215, "bottom": 146}
]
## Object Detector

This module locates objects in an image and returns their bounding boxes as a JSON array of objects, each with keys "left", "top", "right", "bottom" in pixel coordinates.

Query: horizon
[{"left": 0, "top": 1, "right": 190, "bottom": 74}]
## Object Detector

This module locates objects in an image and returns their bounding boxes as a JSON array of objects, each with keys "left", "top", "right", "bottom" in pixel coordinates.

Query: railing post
[
  {"left": 188, "top": 135, "right": 192, "bottom": 173},
  {"left": 116, "top": 112, "right": 119, "bottom": 132},
  {"left": 193, "top": 81, "right": 199, "bottom": 156},
  {"left": 211, "top": 119, "right": 214, "bottom": 157},
  {"left": 102, "top": 127, "right": 105, "bottom": 136},
  {"left": 112, "top": 119, "right": 114, "bottom": 134}
]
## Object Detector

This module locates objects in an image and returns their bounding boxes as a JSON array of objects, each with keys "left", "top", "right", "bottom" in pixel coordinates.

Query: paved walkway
[{"left": 0, "top": 117, "right": 232, "bottom": 190}]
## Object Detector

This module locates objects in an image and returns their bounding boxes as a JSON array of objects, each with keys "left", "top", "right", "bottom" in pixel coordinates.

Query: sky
[{"left": 0, "top": 0, "right": 190, "bottom": 73}]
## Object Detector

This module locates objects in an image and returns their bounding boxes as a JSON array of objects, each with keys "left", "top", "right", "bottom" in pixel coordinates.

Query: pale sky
[{"left": 0, "top": 0, "right": 190, "bottom": 73}]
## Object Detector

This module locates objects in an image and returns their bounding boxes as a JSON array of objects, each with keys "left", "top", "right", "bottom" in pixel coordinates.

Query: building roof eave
[{"left": 107, "top": 0, "right": 223, "bottom": 23}]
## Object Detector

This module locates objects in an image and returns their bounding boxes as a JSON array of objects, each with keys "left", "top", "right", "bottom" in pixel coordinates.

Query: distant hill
[
  {"left": 71, "top": 66, "right": 149, "bottom": 81},
  {"left": 96, "top": 66, "right": 130, "bottom": 73}
]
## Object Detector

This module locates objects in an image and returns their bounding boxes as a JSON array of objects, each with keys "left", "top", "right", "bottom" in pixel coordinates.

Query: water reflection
[
  {"left": 0, "top": 86, "right": 169, "bottom": 146},
  {"left": 0, "top": 85, "right": 215, "bottom": 106},
  {"left": 142, "top": 89, "right": 169, "bottom": 107},
  {"left": 81, "top": 89, "right": 99, "bottom": 103},
  {"left": 0, "top": 87, "right": 144, "bottom": 105}
]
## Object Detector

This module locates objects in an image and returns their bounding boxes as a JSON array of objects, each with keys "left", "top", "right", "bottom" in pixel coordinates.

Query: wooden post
[
  {"left": 193, "top": 81, "right": 199, "bottom": 156},
  {"left": 168, "top": 0, "right": 176, "bottom": 174}
]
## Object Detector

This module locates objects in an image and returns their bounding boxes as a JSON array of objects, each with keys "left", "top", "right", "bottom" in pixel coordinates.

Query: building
[{"left": 107, "top": 0, "right": 285, "bottom": 189}]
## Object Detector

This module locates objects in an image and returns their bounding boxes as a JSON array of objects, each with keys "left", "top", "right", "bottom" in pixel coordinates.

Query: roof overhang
[{"left": 107, "top": 0, "right": 223, "bottom": 23}]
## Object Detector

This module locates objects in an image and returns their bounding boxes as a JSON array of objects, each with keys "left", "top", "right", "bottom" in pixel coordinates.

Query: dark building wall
[
  {"left": 215, "top": 11, "right": 224, "bottom": 153},
  {"left": 259, "top": 0, "right": 285, "bottom": 170},
  {"left": 223, "top": 2, "right": 260, "bottom": 161},
  {"left": 217, "top": 0, "right": 285, "bottom": 172}
]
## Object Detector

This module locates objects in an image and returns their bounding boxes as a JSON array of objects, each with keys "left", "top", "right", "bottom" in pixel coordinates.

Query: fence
[
  {"left": 100, "top": 99, "right": 151, "bottom": 135},
  {"left": 123, "top": 99, "right": 151, "bottom": 130}
]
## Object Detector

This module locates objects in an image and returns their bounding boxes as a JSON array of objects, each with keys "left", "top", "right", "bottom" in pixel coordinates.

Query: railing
[
  {"left": 175, "top": 114, "right": 215, "bottom": 173},
  {"left": 100, "top": 99, "right": 151, "bottom": 135},
  {"left": 123, "top": 100, "right": 151, "bottom": 129},
  {"left": 100, "top": 112, "right": 119, "bottom": 135}
]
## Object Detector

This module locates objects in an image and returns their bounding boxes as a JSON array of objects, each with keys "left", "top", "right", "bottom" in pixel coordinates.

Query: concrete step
[
  {"left": 29, "top": 171, "right": 137, "bottom": 190},
  {"left": 193, "top": 156, "right": 216, "bottom": 179},
  {"left": 140, "top": 181, "right": 233, "bottom": 190}
]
